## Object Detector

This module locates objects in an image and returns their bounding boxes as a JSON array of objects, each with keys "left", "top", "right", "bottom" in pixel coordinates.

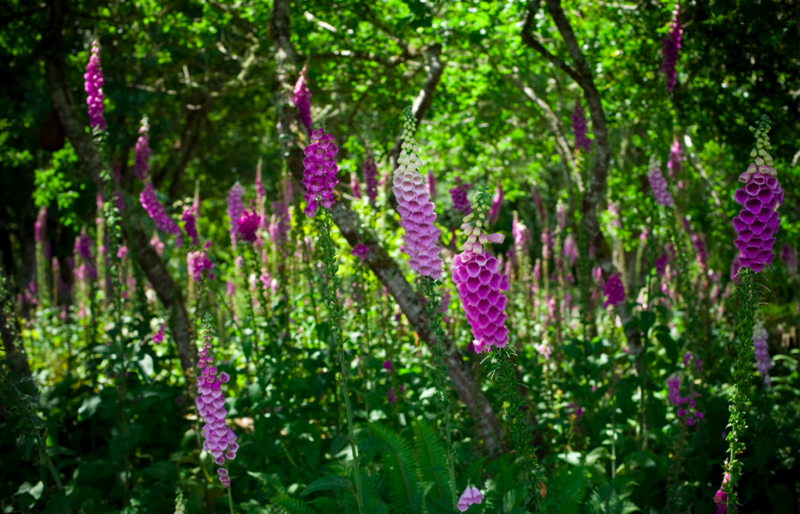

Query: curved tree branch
[
  {"left": 271, "top": 0, "right": 504, "bottom": 455},
  {"left": 524, "top": 0, "right": 641, "bottom": 352},
  {"left": 43, "top": 0, "right": 196, "bottom": 380}
]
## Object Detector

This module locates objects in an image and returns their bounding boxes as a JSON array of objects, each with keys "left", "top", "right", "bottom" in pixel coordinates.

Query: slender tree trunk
[
  {"left": 42, "top": 0, "right": 196, "bottom": 381},
  {"left": 270, "top": 0, "right": 504, "bottom": 455}
]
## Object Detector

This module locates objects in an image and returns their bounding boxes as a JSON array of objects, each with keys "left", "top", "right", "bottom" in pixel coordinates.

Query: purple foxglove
[
  {"left": 84, "top": 40, "right": 105, "bottom": 131},
  {"left": 182, "top": 207, "right": 198, "bottom": 246},
  {"left": 237, "top": 208, "right": 261, "bottom": 243},
  {"left": 227, "top": 182, "right": 245, "bottom": 239},
  {"left": 363, "top": 146, "right": 379, "bottom": 206},
  {"left": 449, "top": 177, "right": 472, "bottom": 215},
  {"left": 187, "top": 251, "right": 214, "bottom": 282},
  {"left": 302, "top": 129, "right": 340, "bottom": 217},
  {"left": 140, "top": 183, "right": 182, "bottom": 246},
  {"left": 134, "top": 118, "right": 151, "bottom": 180},
  {"left": 660, "top": 4, "right": 682, "bottom": 92},
  {"left": 392, "top": 114, "right": 444, "bottom": 279},
  {"left": 668, "top": 137, "right": 682, "bottom": 178},
  {"left": 647, "top": 161, "right": 674, "bottom": 207},
  {"left": 752, "top": 325, "right": 772, "bottom": 385},
  {"left": 571, "top": 100, "right": 591, "bottom": 152},
  {"left": 602, "top": 272, "right": 624, "bottom": 308},
  {"left": 294, "top": 66, "right": 312, "bottom": 132},
  {"left": 426, "top": 171, "right": 437, "bottom": 200},
  {"left": 487, "top": 182, "right": 503, "bottom": 225},
  {"left": 35, "top": 206, "right": 47, "bottom": 243},
  {"left": 780, "top": 244, "right": 797, "bottom": 280},
  {"left": 196, "top": 329, "right": 238, "bottom": 486},
  {"left": 351, "top": 243, "right": 369, "bottom": 262},
  {"left": 457, "top": 486, "right": 484, "bottom": 512},
  {"left": 350, "top": 172, "right": 362, "bottom": 199},
  {"left": 732, "top": 117, "right": 782, "bottom": 273}
]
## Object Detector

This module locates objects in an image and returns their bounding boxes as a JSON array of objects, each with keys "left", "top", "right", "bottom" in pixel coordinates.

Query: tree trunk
[{"left": 271, "top": 0, "right": 504, "bottom": 456}]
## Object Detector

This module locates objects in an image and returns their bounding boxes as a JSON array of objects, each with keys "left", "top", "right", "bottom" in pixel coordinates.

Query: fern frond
[
  {"left": 545, "top": 468, "right": 589, "bottom": 514},
  {"left": 370, "top": 423, "right": 423, "bottom": 514},
  {"left": 585, "top": 482, "right": 640, "bottom": 514},
  {"left": 272, "top": 496, "right": 322, "bottom": 514},
  {"left": 412, "top": 419, "right": 453, "bottom": 506}
]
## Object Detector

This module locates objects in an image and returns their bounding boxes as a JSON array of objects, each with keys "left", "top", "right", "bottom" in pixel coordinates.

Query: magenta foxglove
[
  {"left": 84, "top": 40, "right": 105, "bottom": 131},
  {"left": 302, "top": 129, "right": 340, "bottom": 217}
]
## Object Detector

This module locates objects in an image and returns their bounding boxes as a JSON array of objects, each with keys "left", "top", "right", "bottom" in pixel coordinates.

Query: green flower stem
[
  {"left": 236, "top": 246, "right": 263, "bottom": 376},
  {"left": 723, "top": 266, "right": 757, "bottom": 507},
  {"left": 228, "top": 485, "right": 235, "bottom": 514},
  {"left": 420, "top": 276, "right": 458, "bottom": 511},
  {"left": 494, "top": 347, "right": 543, "bottom": 513},
  {"left": 318, "top": 207, "right": 364, "bottom": 514}
]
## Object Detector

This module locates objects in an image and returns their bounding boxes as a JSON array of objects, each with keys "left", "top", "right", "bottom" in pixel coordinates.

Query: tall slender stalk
[
  {"left": 420, "top": 276, "right": 458, "bottom": 511},
  {"left": 317, "top": 207, "right": 363, "bottom": 514},
  {"left": 722, "top": 267, "right": 757, "bottom": 507}
]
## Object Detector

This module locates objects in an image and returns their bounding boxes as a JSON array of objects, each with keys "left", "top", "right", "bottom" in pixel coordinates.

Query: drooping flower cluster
[
  {"left": 187, "top": 251, "right": 214, "bottom": 282},
  {"left": 571, "top": 100, "right": 591, "bottom": 152},
  {"left": 732, "top": 117, "right": 782, "bottom": 273},
  {"left": 363, "top": 147, "right": 379, "bottom": 206},
  {"left": 302, "top": 129, "right": 340, "bottom": 217},
  {"left": 195, "top": 328, "right": 238, "bottom": 487},
  {"left": 134, "top": 119, "right": 151, "bottom": 180},
  {"left": 75, "top": 228, "right": 97, "bottom": 280},
  {"left": 449, "top": 177, "right": 472, "bottom": 215},
  {"left": 182, "top": 207, "right": 198, "bottom": 246},
  {"left": 487, "top": 183, "right": 503, "bottom": 225},
  {"left": 667, "top": 137, "right": 682, "bottom": 178},
  {"left": 660, "top": 4, "right": 682, "bottom": 92},
  {"left": 452, "top": 189, "right": 510, "bottom": 353},
  {"left": 293, "top": 66, "right": 312, "bottom": 133},
  {"left": 350, "top": 172, "right": 361, "bottom": 199},
  {"left": 647, "top": 162, "right": 674, "bottom": 207},
  {"left": 351, "top": 243, "right": 369, "bottom": 262},
  {"left": 84, "top": 41, "right": 105, "bottom": 131},
  {"left": 752, "top": 325, "right": 772, "bottom": 385},
  {"left": 512, "top": 212, "right": 530, "bottom": 254},
  {"left": 602, "top": 272, "right": 624, "bottom": 308},
  {"left": 35, "top": 206, "right": 47, "bottom": 243},
  {"left": 392, "top": 111, "right": 444, "bottom": 279},
  {"left": 237, "top": 208, "right": 260, "bottom": 244},
  {"left": 457, "top": 485, "right": 484, "bottom": 512},
  {"left": 140, "top": 183, "right": 182, "bottom": 246},
  {"left": 270, "top": 197, "right": 291, "bottom": 248},
  {"left": 655, "top": 253, "right": 668, "bottom": 277}
]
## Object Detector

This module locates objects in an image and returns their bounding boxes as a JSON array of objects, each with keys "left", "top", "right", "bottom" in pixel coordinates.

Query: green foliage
[
  {"left": 544, "top": 468, "right": 589, "bottom": 514},
  {"left": 412, "top": 419, "right": 452, "bottom": 505},
  {"left": 369, "top": 423, "right": 422, "bottom": 514}
]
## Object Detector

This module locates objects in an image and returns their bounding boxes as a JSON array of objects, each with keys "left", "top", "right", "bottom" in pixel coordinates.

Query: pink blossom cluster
[
  {"left": 660, "top": 4, "right": 682, "bottom": 92},
  {"left": 187, "top": 251, "right": 214, "bottom": 282},
  {"left": 426, "top": 171, "right": 436, "bottom": 200},
  {"left": 362, "top": 147, "right": 379, "bottom": 206},
  {"left": 449, "top": 177, "right": 472, "bottom": 215},
  {"left": 153, "top": 324, "right": 164, "bottom": 343},
  {"left": 350, "top": 173, "right": 361, "bottom": 199},
  {"left": 140, "top": 183, "right": 182, "bottom": 246},
  {"left": 571, "top": 101, "right": 591, "bottom": 152},
  {"left": 293, "top": 67, "right": 312, "bottom": 133},
  {"left": 647, "top": 164, "right": 674, "bottom": 207},
  {"left": 75, "top": 229, "right": 97, "bottom": 280},
  {"left": 655, "top": 253, "right": 668, "bottom": 277},
  {"left": 182, "top": 207, "right": 198, "bottom": 246},
  {"left": 732, "top": 165, "right": 783, "bottom": 273},
  {"left": 302, "top": 129, "right": 340, "bottom": 217},
  {"left": 351, "top": 243, "right": 369, "bottom": 261},
  {"left": 512, "top": 213, "right": 530, "bottom": 254},
  {"left": 392, "top": 119, "right": 444, "bottom": 279},
  {"left": 602, "top": 272, "right": 624, "bottom": 308},
  {"left": 452, "top": 241, "right": 510, "bottom": 353},
  {"left": 237, "top": 208, "right": 260, "bottom": 244},
  {"left": 752, "top": 326, "right": 772, "bottom": 385},
  {"left": 227, "top": 182, "right": 246, "bottom": 239},
  {"left": 84, "top": 41, "right": 105, "bottom": 131},
  {"left": 457, "top": 486, "right": 484, "bottom": 512},
  {"left": 195, "top": 332, "right": 238, "bottom": 487},
  {"left": 134, "top": 120, "right": 151, "bottom": 180}
]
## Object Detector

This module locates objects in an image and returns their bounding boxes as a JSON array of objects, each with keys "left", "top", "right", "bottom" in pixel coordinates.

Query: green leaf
[
  {"left": 768, "top": 484, "right": 794, "bottom": 514},
  {"left": 45, "top": 489, "right": 70, "bottom": 514},
  {"left": 330, "top": 435, "right": 349, "bottom": 455},
  {"left": 653, "top": 327, "right": 678, "bottom": 364},
  {"left": 138, "top": 354, "right": 154, "bottom": 381},
  {"left": 636, "top": 311, "right": 655, "bottom": 335},
  {"left": 77, "top": 396, "right": 102, "bottom": 420},
  {"left": 755, "top": 438, "right": 771, "bottom": 473},
  {"left": 300, "top": 476, "right": 353, "bottom": 496}
]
